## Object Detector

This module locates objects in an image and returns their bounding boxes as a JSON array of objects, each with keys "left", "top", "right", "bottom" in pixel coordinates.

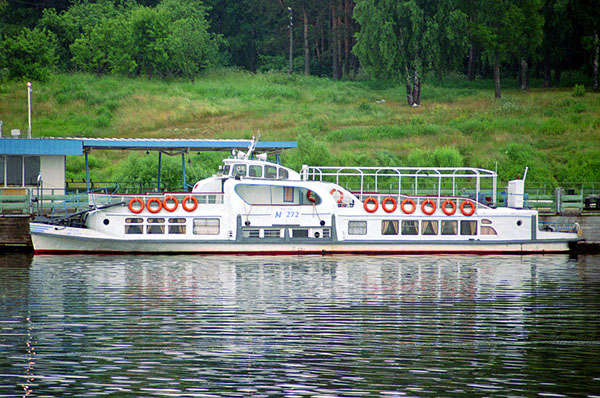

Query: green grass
[{"left": 1, "top": 70, "right": 599, "bottom": 187}]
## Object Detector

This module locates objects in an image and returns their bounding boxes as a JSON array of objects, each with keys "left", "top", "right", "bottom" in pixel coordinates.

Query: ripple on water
[{"left": 0, "top": 254, "right": 599, "bottom": 397}]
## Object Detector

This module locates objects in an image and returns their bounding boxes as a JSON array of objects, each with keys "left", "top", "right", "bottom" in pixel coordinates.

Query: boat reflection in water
[{"left": 0, "top": 254, "right": 597, "bottom": 397}]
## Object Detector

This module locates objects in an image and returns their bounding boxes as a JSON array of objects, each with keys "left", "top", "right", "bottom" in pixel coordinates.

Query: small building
[{"left": 0, "top": 138, "right": 81, "bottom": 194}]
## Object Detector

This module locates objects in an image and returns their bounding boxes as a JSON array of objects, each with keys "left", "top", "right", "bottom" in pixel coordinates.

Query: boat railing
[
  {"left": 353, "top": 192, "right": 492, "bottom": 211},
  {"left": 88, "top": 192, "right": 225, "bottom": 208},
  {"left": 301, "top": 165, "right": 497, "bottom": 208},
  {"left": 539, "top": 221, "right": 580, "bottom": 234}
]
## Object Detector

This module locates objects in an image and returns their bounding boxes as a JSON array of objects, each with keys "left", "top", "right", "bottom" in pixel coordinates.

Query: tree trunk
[
  {"left": 493, "top": 57, "right": 501, "bottom": 99},
  {"left": 336, "top": 10, "right": 343, "bottom": 79},
  {"left": 330, "top": 1, "right": 339, "bottom": 79},
  {"left": 303, "top": 6, "right": 310, "bottom": 76},
  {"left": 413, "top": 66, "right": 421, "bottom": 106},
  {"left": 520, "top": 57, "right": 528, "bottom": 91},
  {"left": 343, "top": 0, "right": 351, "bottom": 77},
  {"left": 542, "top": 53, "right": 551, "bottom": 88},
  {"left": 405, "top": 66, "right": 414, "bottom": 106},
  {"left": 467, "top": 43, "right": 475, "bottom": 81},
  {"left": 593, "top": 30, "right": 599, "bottom": 92}
]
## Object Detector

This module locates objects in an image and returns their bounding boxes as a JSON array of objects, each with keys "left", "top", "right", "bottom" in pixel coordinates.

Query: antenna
[{"left": 247, "top": 133, "right": 261, "bottom": 159}]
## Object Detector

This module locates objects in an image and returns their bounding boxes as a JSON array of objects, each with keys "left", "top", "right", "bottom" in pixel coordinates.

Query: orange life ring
[
  {"left": 128, "top": 198, "right": 144, "bottom": 214},
  {"left": 306, "top": 190, "right": 317, "bottom": 203},
  {"left": 182, "top": 195, "right": 198, "bottom": 212},
  {"left": 441, "top": 200, "right": 456, "bottom": 216},
  {"left": 163, "top": 195, "right": 178, "bottom": 212},
  {"left": 329, "top": 188, "right": 344, "bottom": 203},
  {"left": 363, "top": 197, "right": 378, "bottom": 212},
  {"left": 381, "top": 196, "right": 397, "bottom": 213},
  {"left": 146, "top": 197, "right": 163, "bottom": 214},
  {"left": 400, "top": 198, "right": 416, "bottom": 214},
  {"left": 460, "top": 200, "right": 476, "bottom": 216},
  {"left": 421, "top": 199, "right": 436, "bottom": 215}
]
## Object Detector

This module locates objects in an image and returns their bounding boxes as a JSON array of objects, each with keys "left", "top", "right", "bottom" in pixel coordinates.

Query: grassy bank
[{"left": 1, "top": 70, "right": 599, "bottom": 188}]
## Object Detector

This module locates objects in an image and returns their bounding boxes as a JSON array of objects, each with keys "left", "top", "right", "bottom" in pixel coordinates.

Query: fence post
[{"left": 555, "top": 187, "right": 562, "bottom": 214}]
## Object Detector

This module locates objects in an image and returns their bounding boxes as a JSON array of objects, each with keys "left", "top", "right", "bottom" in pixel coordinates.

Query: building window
[
  {"left": 193, "top": 218, "right": 220, "bottom": 235},
  {"left": 24, "top": 156, "right": 40, "bottom": 186},
  {"left": 6, "top": 156, "right": 22, "bottom": 186},
  {"left": 401, "top": 220, "right": 418, "bottom": 235},
  {"left": 441, "top": 220, "right": 458, "bottom": 235},
  {"left": 0, "top": 156, "right": 4, "bottom": 185},
  {"left": 460, "top": 220, "right": 477, "bottom": 235},
  {"left": 348, "top": 221, "right": 367, "bottom": 235},
  {"left": 421, "top": 220, "right": 438, "bottom": 235},
  {"left": 381, "top": 220, "right": 399, "bottom": 235}
]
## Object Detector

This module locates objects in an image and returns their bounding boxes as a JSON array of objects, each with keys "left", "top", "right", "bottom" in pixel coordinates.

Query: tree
[
  {"left": 0, "top": 27, "right": 57, "bottom": 81},
  {"left": 472, "top": 0, "right": 543, "bottom": 98},
  {"left": 353, "top": 0, "right": 468, "bottom": 106}
]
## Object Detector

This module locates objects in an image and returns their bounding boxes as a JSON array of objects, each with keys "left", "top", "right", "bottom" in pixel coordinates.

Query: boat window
[
  {"left": 193, "top": 218, "right": 220, "bottom": 235},
  {"left": 292, "top": 229, "right": 309, "bottom": 238},
  {"left": 481, "top": 219, "right": 492, "bottom": 225},
  {"left": 481, "top": 226, "right": 498, "bottom": 235},
  {"left": 421, "top": 220, "right": 438, "bottom": 235},
  {"left": 125, "top": 218, "right": 143, "bottom": 223},
  {"left": 147, "top": 218, "right": 165, "bottom": 223},
  {"left": 382, "top": 220, "right": 399, "bottom": 235},
  {"left": 233, "top": 164, "right": 247, "bottom": 177},
  {"left": 279, "top": 168, "right": 289, "bottom": 180},
  {"left": 242, "top": 228, "right": 260, "bottom": 238},
  {"left": 223, "top": 165, "right": 231, "bottom": 175},
  {"left": 235, "top": 184, "right": 321, "bottom": 205},
  {"left": 264, "top": 228, "right": 282, "bottom": 238},
  {"left": 460, "top": 220, "right": 477, "bottom": 235},
  {"left": 348, "top": 221, "right": 367, "bottom": 235},
  {"left": 265, "top": 165, "right": 277, "bottom": 179},
  {"left": 248, "top": 165, "right": 262, "bottom": 177},
  {"left": 125, "top": 225, "right": 143, "bottom": 234},
  {"left": 401, "top": 220, "right": 419, "bottom": 235},
  {"left": 168, "top": 225, "right": 186, "bottom": 234},
  {"left": 147, "top": 224, "right": 165, "bottom": 234},
  {"left": 169, "top": 218, "right": 186, "bottom": 223},
  {"left": 441, "top": 220, "right": 458, "bottom": 235}
]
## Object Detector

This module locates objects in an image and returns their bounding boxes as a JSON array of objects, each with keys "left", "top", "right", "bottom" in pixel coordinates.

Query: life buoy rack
[
  {"left": 400, "top": 198, "right": 416, "bottom": 214},
  {"left": 363, "top": 197, "right": 378, "bottom": 213},
  {"left": 441, "top": 199, "right": 456, "bottom": 216},
  {"left": 381, "top": 196, "right": 397, "bottom": 213},
  {"left": 460, "top": 200, "right": 476, "bottom": 216},
  {"left": 182, "top": 195, "right": 198, "bottom": 212},
  {"left": 307, "top": 190, "right": 317, "bottom": 203},
  {"left": 146, "top": 197, "right": 163, "bottom": 214},
  {"left": 128, "top": 198, "right": 144, "bottom": 214},
  {"left": 163, "top": 195, "right": 178, "bottom": 212},
  {"left": 421, "top": 199, "right": 436, "bottom": 215},
  {"left": 329, "top": 188, "right": 344, "bottom": 203}
]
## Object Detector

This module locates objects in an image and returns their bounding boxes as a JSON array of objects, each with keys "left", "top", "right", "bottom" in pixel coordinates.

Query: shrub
[
  {"left": 0, "top": 28, "right": 58, "bottom": 81},
  {"left": 573, "top": 84, "right": 585, "bottom": 97}
]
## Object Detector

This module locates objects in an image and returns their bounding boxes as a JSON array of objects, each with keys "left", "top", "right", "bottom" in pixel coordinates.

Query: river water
[{"left": 1, "top": 254, "right": 599, "bottom": 398}]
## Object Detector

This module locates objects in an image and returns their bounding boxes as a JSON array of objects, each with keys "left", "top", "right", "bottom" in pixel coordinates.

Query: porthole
[
  {"left": 517, "top": 220, "right": 522, "bottom": 226},
  {"left": 103, "top": 219, "right": 110, "bottom": 225}
]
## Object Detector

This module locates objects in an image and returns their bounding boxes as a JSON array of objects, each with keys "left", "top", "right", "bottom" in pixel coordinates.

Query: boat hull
[{"left": 30, "top": 224, "right": 575, "bottom": 255}]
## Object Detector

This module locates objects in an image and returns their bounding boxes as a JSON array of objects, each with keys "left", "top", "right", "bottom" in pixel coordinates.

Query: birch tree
[{"left": 353, "top": 0, "right": 467, "bottom": 106}]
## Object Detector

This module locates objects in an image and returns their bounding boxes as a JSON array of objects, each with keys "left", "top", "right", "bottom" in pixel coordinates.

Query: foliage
[
  {"left": 0, "top": 27, "right": 57, "bottom": 81},
  {"left": 573, "top": 84, "right": 586, "bottom": 97}
]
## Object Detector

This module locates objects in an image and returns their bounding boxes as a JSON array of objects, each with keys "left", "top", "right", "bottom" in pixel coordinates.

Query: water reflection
[{"left": 0, "top": 254, "right": 599, "bottom": 397}]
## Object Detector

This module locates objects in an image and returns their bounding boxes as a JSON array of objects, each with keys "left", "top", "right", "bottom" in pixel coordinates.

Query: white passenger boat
[{"left": 30, "top": 142, "right": 580, "bottom": 254}]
